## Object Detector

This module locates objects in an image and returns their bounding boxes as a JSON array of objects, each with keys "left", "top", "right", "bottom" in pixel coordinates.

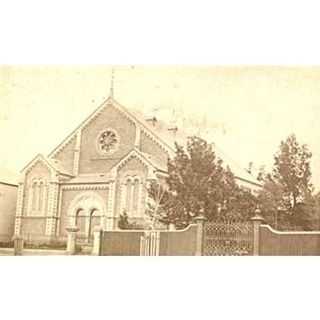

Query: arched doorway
[
  {"left": 88, "top": 208, "right": 101, "bottom": 239},
  {"left": 75, "top": 208, "right": 86, "bottom": 236},
  {"left": 68, "top": 192, "right": 106, "bottom": 241}
]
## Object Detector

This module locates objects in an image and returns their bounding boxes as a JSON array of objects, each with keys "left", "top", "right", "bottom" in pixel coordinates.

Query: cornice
[{"left": 61, "top": 184, "right": 110, "bottom": 191}]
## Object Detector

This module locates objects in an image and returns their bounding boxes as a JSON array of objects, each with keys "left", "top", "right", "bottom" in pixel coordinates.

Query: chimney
[
  {"left": 146, "top": 116, "right": 158, "bottom": 127},
  {"left": 168, "top": 126, "right": 178, "bottom": 137}
]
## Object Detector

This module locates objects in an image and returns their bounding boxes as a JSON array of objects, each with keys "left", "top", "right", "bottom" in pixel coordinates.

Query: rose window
[{"left": 97, "top": 130, "right": 119, "bottom": 154}]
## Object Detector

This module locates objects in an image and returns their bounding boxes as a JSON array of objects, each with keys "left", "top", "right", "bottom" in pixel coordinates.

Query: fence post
[
  {"left": 92, "top": 226, "right": 102, "bottom": 256},
  {"left": 66, "top": 226, "right": 79, "bottom": 255},
  {"left": 12, "top": 235, "right": 24, "bottom": 256},
  {"left": 251, "top": 211, "right": 264, "bottom": 256},
  {"left": 194, "top": 215, "right": 207, "bottom": 256}
]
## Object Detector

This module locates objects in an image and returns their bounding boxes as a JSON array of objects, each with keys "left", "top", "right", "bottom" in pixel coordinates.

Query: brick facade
[
  {"left": 55, "top": 135, "right": 77, "bottom": 174},
  {"left": 79, "top": 103, "right": 136, "bottom": 174},
  {"left": 15, "top": 97, "right": 171, "bottom": 243},
  {"left": 15, "top": 94, "right": 262, "bottom": 246}
]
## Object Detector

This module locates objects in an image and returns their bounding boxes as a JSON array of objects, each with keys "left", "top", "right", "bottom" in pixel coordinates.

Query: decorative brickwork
[
  {"left": 45, "top": 182, "right": 59, "bottom": 236},
  {"left": 14, "top": 183, "right": 24, "bottom": 235},
  {"left": 78, "top": 103, "right": 136, "bottom": 174},
  {"left": 16, "top": 97, "right": 174, "bottom": 244},
  {"left": 73, "top": 131, "right": 82, "bottom": 176}
]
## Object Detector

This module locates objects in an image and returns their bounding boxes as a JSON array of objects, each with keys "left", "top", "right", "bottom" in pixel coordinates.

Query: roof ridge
[{"left": 48, "top": 96, "right": 175, "bottom": 159}]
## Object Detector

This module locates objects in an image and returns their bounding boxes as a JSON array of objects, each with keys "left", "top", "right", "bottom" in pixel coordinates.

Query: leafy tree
[
  {"left": 145, "top": 181, "right": 173, "bottom": 229},
  {"left": 273, "top": 134, "right": 313, "bottom": 209},
  {"left": 147, "top": 136, "right": 258, "bottom": 227},
  {"left": 258, "top": 134, "right": 314, "bottom": 230}
]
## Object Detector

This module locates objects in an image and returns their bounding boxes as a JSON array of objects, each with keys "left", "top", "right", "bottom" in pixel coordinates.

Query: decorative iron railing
[{"left": 204, "top": 220, "right": 253, "bottom": 256}]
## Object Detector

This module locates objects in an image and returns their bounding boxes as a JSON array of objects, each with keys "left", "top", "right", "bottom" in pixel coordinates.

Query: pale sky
[{"left": 1, "top": 66, "right": 320, "bottom": 187}]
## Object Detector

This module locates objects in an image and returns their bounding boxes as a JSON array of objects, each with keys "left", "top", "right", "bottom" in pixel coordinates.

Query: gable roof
[
  {"left": 46, "top": 158, "right": 74, "bottom": 177},
  {"left": 45, "top": 94, "right": 260, "bottom": 187},
  {"left": 21, "top": 154, "right": 73, "bottom": 177},
  {"left": 131, "top": 108, "right": 261, "bottom": 186},
  {"left": 48, "top": 96, "right": 175, "bottom": 159},
  {"left": 128, "top": 107, "right": 261, "bottom": 186},
  {"left": 112, "top": 148, "right": 166, "bottom": 174}
]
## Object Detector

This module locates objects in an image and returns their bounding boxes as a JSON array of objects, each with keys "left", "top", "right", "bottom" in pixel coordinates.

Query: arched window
[
  {"left": 75, "top": 208, "right": 86, "bottom": 233},
  {"left": 125, "top": 178, "right": 133, "bottom": 214},
  {"left": 29, "top": 179, "right": 47, "bottom": 216},
  {"left": 41, "top": 183, "right": 48, "bottom": 214},
  {"left": 132, "top": 178, "right": 140, "bottom": 214},
  {"left": 31, "top": 181, "right": 37, "bottom": 211},
  {"left": 38, "top": 181, "right": 44, "bottom": 211},
  {"left": 122, "top": 176, "right": 141, "bottom": 217}
]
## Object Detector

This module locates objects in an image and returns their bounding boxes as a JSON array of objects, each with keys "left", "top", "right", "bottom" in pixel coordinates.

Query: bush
[
  {"left": 118, "top": 211, "right": 145, "bottom": 230},
  {"left": 24, "top": 241, "right": 66, "bottom": 250}
]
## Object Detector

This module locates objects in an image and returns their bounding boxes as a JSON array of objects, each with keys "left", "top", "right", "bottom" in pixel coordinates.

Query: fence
[
  {"left": 101, "top": 230, "right": 145, "bottom": 256},
  {"left": 203, "top": 220, "right": 253, "bottom": 256},
  {"left": 99, "top": 224, "right": 199, "bottom": 256},
  {"left": 98, "top": 217, "right": 253, "bottom": 256},
  {"left": 259, "top": 224, "right": 320, "bottom": 256},
  {"left": 66, "top": 214, "right": 320, "bottom": 256},
  {"left": 140, "top": 231, "right": 160, "bottom": 256}
]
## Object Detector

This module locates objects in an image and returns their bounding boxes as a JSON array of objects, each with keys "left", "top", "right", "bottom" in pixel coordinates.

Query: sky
[{"left": 1, "top": 65, "right": 320, "bottom": 187}]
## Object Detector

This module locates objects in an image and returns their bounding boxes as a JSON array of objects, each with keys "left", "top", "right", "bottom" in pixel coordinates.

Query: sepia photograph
[
  {"left": 3, "top": 2, "right": 320, "bottom": 320},
  {"left": 1, "top": 65, "right": 320, "bottom": 256}
]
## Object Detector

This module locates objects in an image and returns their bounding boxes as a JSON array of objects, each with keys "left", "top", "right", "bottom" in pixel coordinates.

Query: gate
[
  {"left": 204, "top": 220, "right": 253, "bottom": 256},
  {"left": 140, "top": 231, "right": 160, "bottom": 256}
]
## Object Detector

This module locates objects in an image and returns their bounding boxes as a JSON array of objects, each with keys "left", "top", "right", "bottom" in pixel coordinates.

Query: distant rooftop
[{"left": 130, "top": 104, "right": 261, "bottom": 186}]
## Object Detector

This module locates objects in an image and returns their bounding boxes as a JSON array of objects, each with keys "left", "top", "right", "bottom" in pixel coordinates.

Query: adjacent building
[{"left": 0, "top": 176, "right": 18, "bottom": 242}]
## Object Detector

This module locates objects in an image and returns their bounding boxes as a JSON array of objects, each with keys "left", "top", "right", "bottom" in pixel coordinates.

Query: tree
[
  {"left": 145, "top": 181, "right": 172, "bottom": 229},
  {"left": 273, "top": 134, "right": 313, "bottom": 210},
  {"left": 258, "top": 134, "right": 314, "bottom": 230},
  {"left": 147, "top": 136, "right": 258, "bottom": 228}
]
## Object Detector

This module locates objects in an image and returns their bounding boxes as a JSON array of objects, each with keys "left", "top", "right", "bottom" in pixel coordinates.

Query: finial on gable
[{"left": 110, "top": 67, "right": 115, "bottom": 99}]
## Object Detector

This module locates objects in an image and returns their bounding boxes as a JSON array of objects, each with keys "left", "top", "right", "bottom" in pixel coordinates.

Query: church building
[{"left": 14, "top": 92, "right": 261, "bottom": 244}]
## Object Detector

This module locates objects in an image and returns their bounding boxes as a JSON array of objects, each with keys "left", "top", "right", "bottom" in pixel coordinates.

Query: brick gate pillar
[
  {"left": 251, "top": 210, "right": 264, "bottom": 256},
  {"left": 194, "top": 215, "right": 207, "bottom": 256},
  {"left": 66, "top": 226, "right": 79, "bottom": 255},
  {"left": 12, "top": 235, "right": 24, "bottom": 256},
  {"left": 168, "top": 223, "right": 175, "bottom": 231},
  {"left": 92, "top": 226, "right": 102, "bottom": 256}
]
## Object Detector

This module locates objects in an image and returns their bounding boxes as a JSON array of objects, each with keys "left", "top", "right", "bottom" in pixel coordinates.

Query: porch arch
[{"left": 67, "top": 191, "right": 107, "bottom": 239}]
